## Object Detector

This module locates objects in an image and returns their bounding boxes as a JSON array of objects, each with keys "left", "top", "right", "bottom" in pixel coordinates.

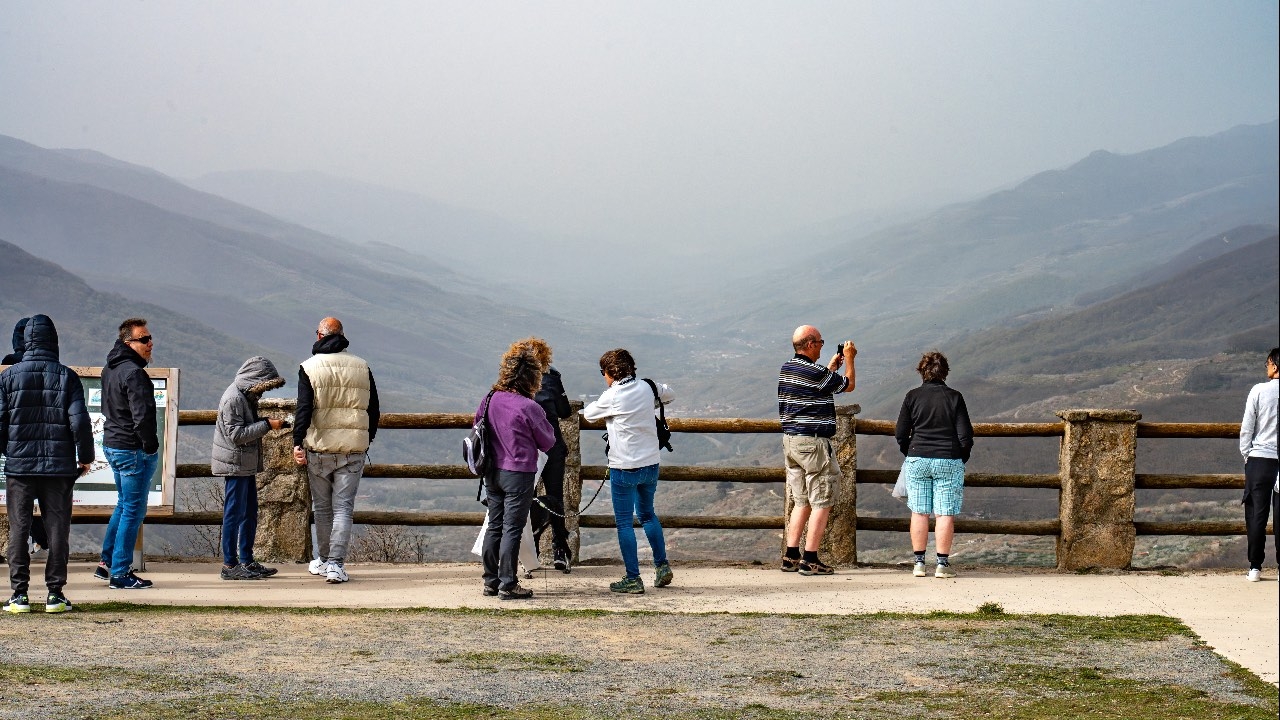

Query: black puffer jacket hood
[
  {"left": 0, "top": 314, "right": 95, "bottom": 477},
  {"left": 23, "top": 314, "right": 59, "bottom": 361},
  {"left": 1, "top": 317, "right": 29, "bottom": 365}
]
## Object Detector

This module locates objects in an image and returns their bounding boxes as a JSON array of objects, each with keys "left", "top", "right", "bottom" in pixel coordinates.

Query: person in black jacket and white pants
[
  {"left": 896, "top": 351, "right": 973, "bottom": 579},
  {"left": 0, "top": 315, "right": 94, "bottom": 613}
]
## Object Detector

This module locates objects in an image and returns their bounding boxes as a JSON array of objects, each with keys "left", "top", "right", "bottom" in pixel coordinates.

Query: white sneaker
[
  {"left": 934, "top": 564, "right": 957, "bottom": 579},
  {"left": 912, "top": 561, "right": 927, "bottom": 577},
  {"left": 1246, "top": 569, "right": 1262, "bottom": 582},
  {"left": 308, "top": 558, "right": 328, "bottom": 576},
  {"left": 326, "top": 563, "right": 349, "bottom": 584}
]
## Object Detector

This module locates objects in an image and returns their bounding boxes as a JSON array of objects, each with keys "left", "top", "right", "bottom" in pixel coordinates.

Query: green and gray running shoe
[
  {"left": 609, "top": 576, "right": 645, "bottom": 594},
  {"left": 654, "top": 563, "right": 673, "bottom": 588}
]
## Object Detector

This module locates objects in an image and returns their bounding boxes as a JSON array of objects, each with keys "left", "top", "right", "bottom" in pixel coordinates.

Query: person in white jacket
[
  {"left": 582, "top": 348, "right": 674, "bottom": 595},
  {"left": 1239, "top": 347, "right": 1279, "bottom": 582}
]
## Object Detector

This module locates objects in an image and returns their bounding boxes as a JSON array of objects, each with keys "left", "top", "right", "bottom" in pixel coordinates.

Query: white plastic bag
[
  {"left": 471, "top": 511, "right": 541, "bottom": 571},
  {"left": 891, "top": 462, "right": 909, "bottom": 501}
]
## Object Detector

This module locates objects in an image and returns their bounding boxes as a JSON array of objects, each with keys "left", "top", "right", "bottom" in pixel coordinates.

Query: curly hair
[
  {"left": 917, "top": 350, "right": 950, "bottom": 383},
  {"left": 599, "top": 348, "right": 637, "bottom": 380},
  {"left": 493, "top": 340, "right": 544, "bottom": 398},
  {"left": 524, "top": 337, "right": 553, "bottom": 371}
]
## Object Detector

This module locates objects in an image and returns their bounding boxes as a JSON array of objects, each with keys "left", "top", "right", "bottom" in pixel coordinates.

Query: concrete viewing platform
[{"left": 56, "top": 560, "right": 1279, "bottom": 686}]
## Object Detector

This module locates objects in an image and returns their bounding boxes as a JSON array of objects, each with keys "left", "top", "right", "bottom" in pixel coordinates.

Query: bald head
[
  {"left": 318, "top": 317, "right": 344, "bottom": 337},
  {"left": 792, "top": 325, "right": 823, "bottom": 359}
]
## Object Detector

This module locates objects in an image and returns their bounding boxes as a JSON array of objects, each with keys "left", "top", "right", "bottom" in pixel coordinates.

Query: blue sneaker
[{"left": 109, "top": 572, "right": 153, "bottom": 590}]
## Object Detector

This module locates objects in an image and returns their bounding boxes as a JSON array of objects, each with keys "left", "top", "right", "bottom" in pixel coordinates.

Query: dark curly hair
[
  {"left": 599, "top": 348, "right": 637, "bottom": 380},
  {"left": 493, "top": 340, "right": 544, "bottom": 398},
  {"left": 917, "top": 351, "right": 949, "bottom": 383}
]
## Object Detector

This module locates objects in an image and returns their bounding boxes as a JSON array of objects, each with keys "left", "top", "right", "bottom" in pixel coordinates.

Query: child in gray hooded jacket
[{"left": 212, "top": 356, "right": 286, "bottom": 580}]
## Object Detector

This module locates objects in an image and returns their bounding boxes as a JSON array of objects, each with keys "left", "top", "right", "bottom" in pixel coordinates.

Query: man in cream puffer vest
[{"left": 292, "top": 317, "right": 380, "bottom": 584}]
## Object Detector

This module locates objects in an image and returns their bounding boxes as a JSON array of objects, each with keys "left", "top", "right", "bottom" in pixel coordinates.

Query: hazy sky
[{"left": 1, "top": 1, "right": 1276, "bottom": 245}]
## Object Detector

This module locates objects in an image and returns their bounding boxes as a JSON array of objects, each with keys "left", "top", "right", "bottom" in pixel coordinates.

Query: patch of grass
[
  {"left": 990, "top": 665, "right": 1276, "bottom": 720},
  {"left": 1034, "top": 614, "right": 1194, "bottom": 642},
  {"left": 434, "top": 651, "right": 589, "bottom": 673},
  {"left": 0, "top": 662, "right": 235, "bottom": 692},
  {"left": 92, "top": 698, "right": 823, "bottom": 720},
  {"left": 977, "top": 601, "right": 1006, "bottom": 616}
]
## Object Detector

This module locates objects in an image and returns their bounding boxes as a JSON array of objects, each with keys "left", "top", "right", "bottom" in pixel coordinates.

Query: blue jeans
[
  {"left": 221, "top": 476, "right": 258, "bottom": 566},
  {"left": 100, "top": 447, "right": 159, "bottom": 578},
  {"left": 609, "top": 464, "right": 667, "bottom": 580}
]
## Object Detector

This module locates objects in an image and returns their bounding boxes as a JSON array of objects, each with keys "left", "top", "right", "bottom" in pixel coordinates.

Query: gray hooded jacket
[{"left": 211, "top": 356, "right": 285, "bottom": 476}]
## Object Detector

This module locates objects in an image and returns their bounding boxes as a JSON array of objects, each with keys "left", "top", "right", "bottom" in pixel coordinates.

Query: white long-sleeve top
[
  {"left": 582, "top": 376, "right": 674, "bottom": 470},
  {"left": 1240, "top": 378, "right": 1278, "bottom": 460}
]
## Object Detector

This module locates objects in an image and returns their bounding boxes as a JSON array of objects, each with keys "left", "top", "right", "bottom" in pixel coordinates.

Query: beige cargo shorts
[{"left": 782, "top": 434, "right": 842, "bottom": 509}]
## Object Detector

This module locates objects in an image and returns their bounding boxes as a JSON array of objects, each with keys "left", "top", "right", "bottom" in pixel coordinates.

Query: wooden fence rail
[{"left": 162, "top": 404, "right": 1249, "bottom": 570}]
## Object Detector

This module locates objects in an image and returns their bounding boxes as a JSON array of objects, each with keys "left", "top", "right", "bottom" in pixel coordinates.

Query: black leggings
[
  {"left": 1243, "top": 456, "right": 1278, "bottom": 570},
  {"left": 531, "top": 428, "right": 571, "bottom": 554}
]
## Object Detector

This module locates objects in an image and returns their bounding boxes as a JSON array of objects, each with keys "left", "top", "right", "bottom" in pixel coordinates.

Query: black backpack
[
  {"left": 643, "top": 378, "right": 674, "bottom": 453},
  {"left": 464, "top": 392, "right": 496, "bottom": 503}
]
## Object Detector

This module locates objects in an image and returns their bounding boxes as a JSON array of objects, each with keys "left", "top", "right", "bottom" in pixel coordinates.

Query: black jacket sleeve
[
  {"left": 954, "top": 393, "right": 974, "bottom": 464},
  {"left": 366, "top": 370, "right": 380, "bottom": 444},
  {"left": 895, "top": 394, "right": 913, "bottom": 457},
  {"left": 293, "top": 366, "right": 313, "bottom": 448},
  {"left": 66, "top": 373, "right": 96, "bottom": 465},
  {"left": 127, "top": 368, "right": 159, "bottom": 454}
]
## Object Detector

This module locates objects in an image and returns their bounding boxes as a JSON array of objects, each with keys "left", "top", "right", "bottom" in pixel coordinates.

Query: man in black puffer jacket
[{"left": 0, "top": 314, "right": 94, "bottom": 614}]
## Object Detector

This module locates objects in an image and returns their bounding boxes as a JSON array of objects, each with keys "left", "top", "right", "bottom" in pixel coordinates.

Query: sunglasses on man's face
[{"left": 128, "top": 335, "right": 153, "bottom": 345}]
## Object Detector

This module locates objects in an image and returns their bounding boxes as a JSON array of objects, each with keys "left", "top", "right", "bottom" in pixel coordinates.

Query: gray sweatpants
[{"left": 307, "top": 451, "right": 365, "bottom": 562}]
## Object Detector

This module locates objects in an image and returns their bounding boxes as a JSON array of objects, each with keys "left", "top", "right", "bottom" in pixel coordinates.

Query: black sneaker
[
  {"left": 3, "top": 593, "right": 31, "bottom": 613},
  {"left": 482, "top": 586, "right": 499, "bottom": 597},
  {"left": 245, "top": 561, "right": 278, "bottom": 578},
  {"left": 45, "top": 590, "right": 73, "bottom": 614},
  {"left": 93, "top": 563, "right": 110, "bottom": 581},
  {"left": 220, "top": 564, "right": 262, "bottom": 581},
  {"left": 498, "top": 584, "right": 534, "bottom": 600},
  {"left": 553, "top": 548, "right": 571, "bottom": 574}
]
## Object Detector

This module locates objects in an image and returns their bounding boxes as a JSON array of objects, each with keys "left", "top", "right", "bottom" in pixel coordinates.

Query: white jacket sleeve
[{"left": 1240, "top": 385, "right": 1259, "bottom": 460}]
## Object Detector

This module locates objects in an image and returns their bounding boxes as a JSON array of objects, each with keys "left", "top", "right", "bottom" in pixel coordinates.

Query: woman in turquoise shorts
[{"left": 895, "top": 351, "right": 973, "bottom": 579}]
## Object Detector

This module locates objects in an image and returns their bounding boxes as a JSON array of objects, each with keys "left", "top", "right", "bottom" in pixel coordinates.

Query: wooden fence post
[
  {"left": 781, "top": 403, "right": 860, "bottom": 565},
  {"left": 1056, "top": 409, "right": 1140, "bottom": 570},
  {"left": 254, "top": 398, "right": 311, "bottom": 563}
]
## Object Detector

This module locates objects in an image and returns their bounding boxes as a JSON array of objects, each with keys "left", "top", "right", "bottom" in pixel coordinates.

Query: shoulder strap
[
  {"left": 481, "top": 390, "right": 496, "bottom": 421},
  {"left": 643, "top": 378, "right": 667, "bottom": 424}
]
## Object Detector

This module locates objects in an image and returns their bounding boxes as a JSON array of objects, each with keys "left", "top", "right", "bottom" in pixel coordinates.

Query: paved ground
[{"left": 54, "top": 560, "right": 1280, "bottom": 685}]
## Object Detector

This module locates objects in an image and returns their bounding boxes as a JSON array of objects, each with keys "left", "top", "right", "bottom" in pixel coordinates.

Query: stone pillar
[
  {"left": 563, "top": 402, "right": 583, "bottom": 561},
  {"left": 537, "top": 401, "right": 583, "bottom": 562},
  {"left": 1056, "top": 409, "right": 1140, "bottom": 571},
  {"left": 254, "top": 398, "right": 312, "bottom": 563},
  {"left": 0, "top": 513, "right": 8, "bottom": 555},
  {"left": 782, "top": 404, "right": 860, "bottom": 565}
]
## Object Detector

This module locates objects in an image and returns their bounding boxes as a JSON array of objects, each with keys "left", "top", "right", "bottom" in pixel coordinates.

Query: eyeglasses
[
  {"left": 810, "top": 338, "right": 825, "bottom": 346},
  {"left": 127, "top": 335, "right": 153, "bottom": 346}
]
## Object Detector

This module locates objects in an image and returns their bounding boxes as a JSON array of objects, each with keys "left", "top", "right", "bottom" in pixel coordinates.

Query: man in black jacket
[
  {"left": 96, "top": 317, "right": 160, "bottom": 590},
  {"left": 1, "top": 315, "right": 94, "bottom": 613}
]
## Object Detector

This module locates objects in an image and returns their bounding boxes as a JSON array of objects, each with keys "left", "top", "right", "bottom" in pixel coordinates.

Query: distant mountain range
[{"left": 0, "top": 121, "right": 1276, "bottom": 429}]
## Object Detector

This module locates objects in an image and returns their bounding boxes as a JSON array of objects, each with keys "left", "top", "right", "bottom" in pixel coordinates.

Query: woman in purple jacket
[{"left": 476, "top": 339, "right": 556, "bottom": 600}]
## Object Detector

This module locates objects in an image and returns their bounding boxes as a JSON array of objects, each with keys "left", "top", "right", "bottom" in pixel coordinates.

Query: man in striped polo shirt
[{"left": 778, "top": 325, "right": 856, "bottom": 575}]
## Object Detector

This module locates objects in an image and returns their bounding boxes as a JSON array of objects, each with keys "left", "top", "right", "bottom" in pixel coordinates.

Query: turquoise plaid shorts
[{"left": 904, "top": 457, "right": 965, "bottom": 516}]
